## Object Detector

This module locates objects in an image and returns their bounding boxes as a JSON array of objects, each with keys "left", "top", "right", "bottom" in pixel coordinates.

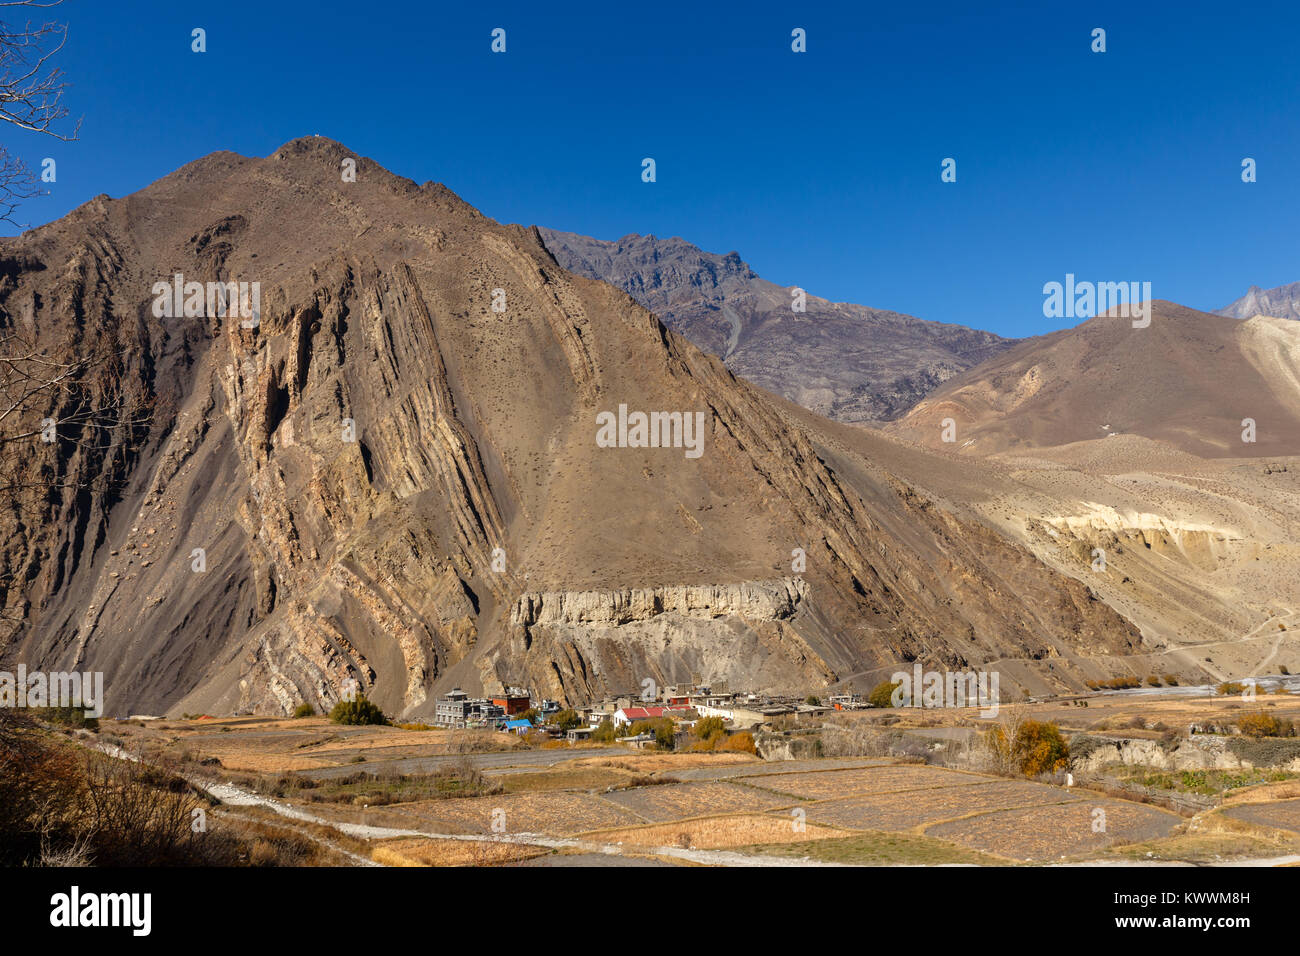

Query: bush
[
  {"left": 868, "top": 680, "right": 902, "bottom": 708},
  {"left": 1237, "top": 712, "right": 1294, "bottom": 738},
  {"left": 805, "top": 695, "right": 821, "bottom": 706},
  {"left": 1162, "top": 674, "right": 1179, "bottom": 686},
  {"left": 719, "top": 731, "right": 756, "bottom": 754},
  {"left": 1217, "top": 681, "right": 1247, "bottom": 697},
  {"left": 1016, "top": 721, "right": 1070, "bottom": 776},
  {"left": 1087, "top": 677, "right": 1142, "bottom": 691},
  {"left": 328, "top": 695, "right": 388, "bottom": 726},
  {"left": 292, "top": 703, "right": 315, "bottom": 718},
  {"left": 1145, "top": 676, "right": 1162, "bottom": 687},
  {"left": 30, "top": 704, "right": 99, "bottom": 731},
  {"left": 986, "top": 720, "right": 1069, "bottom": 777}
]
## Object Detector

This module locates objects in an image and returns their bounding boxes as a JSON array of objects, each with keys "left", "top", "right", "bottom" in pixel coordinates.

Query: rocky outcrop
[
  {"left": 1071, "top": 733, "right": 1300, "bottom": 773},
  {"left": 511, "top": 578, "right": 807, "bottom": 629}
]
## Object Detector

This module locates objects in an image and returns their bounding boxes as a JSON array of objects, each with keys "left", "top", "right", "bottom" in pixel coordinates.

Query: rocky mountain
[
  {"left": 538, "top": 228, "right": 1015, "bottom": 422},
  {"left": 889, "top": 301, "right": 1300, "bottom": 459},
  {"left": 0, "top": 138, "right": 1143, "bottom": 718},
  {"left": 1218, "top": 282, "right": 1300, "bottom": 322}
]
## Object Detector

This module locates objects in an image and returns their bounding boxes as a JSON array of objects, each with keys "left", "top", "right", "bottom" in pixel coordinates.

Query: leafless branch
[{"left": 0, "top": 0, "right": 78, "bottom": 225}]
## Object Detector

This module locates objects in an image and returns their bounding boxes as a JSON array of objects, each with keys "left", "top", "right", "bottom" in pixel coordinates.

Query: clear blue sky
[{"left": 4, "top": 0, "right": 1298, "bottom": 337}]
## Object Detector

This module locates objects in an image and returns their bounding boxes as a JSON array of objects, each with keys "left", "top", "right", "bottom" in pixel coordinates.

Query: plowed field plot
[
  {"left": 584, "top": 813, "right": 845, "bottom": 849},
  {"left": 745, "top": 764, "right": 996, "bottom": 799},
  {"left": 799, "top": 780, "right": 1085, "bottom": 831},
  {"left": 925, "top": 799, "right": 1181, "bottom": 861},
  {"left": 671, "top": 758, "right": 892, "bottom": 782},
  {"left": 1222, "top": 799, "right": 1300, "bottom": 834},
  {"left": 596, "top": 781, "right": 796, "bottom": 822},
  {"left": 334, "top": 790, "right": 645, "bottom": 836}
]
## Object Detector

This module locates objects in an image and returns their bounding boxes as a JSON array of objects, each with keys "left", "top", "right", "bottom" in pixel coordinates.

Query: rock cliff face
[
  {"left": 0, "top": 139, "right": 1142, "bottom": 717},
  {"left": 511, "top": 579, "right": 807, "bottom": 628}
]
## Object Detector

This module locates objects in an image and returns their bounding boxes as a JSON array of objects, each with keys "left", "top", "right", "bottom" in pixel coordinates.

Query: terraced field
[
  {"left": 800, "top": 779, "right": 1086, "bottom": 831},
  {"left": 745, "top": 765, "right": 991, "bottom": 800},
  {"left": 1221, "top": 799, "right": 1300, "bottom": 834},
  {"left": 925, "top": 799, "right": 1181, "bottom": 862},
  {"left": 96, "top": 717, "right": 1194, "bottom": 865}
]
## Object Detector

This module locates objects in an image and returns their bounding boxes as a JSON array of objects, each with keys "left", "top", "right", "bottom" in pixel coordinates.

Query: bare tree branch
[{"left": 0, "top": 0, "right": 79, "bottom": 226}]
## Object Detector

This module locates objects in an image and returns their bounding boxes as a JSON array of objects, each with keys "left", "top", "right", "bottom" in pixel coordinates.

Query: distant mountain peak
[
  {"left": 1218, "top": 281, "right": 1300, "bottom": 322},
  {"left": 538, "top": 228, "right": 1014, "bottom": 422}
]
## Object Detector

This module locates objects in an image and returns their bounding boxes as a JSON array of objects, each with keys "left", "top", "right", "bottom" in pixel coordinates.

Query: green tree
[
  {"left": 692, "top": 716, "right": 726, "bottom": 739},
  {"left": 548, "top": 708, "right": 582, "bottom": 731},
  {"left": 631, "top": 717, "right": 676, "bottom": 750},
  {"left": 868, "top": 680, "right": 902, "bottom": 708}
]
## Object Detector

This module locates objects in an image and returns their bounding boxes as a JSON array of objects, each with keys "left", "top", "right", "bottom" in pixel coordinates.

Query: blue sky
[{"left": 4, "top": 0, "right": 1298, "bottom": 337}]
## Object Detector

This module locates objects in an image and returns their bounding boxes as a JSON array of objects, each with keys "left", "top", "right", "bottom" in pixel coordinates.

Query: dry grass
[
  {"left": 345, "top": 789, "right": 646, "bottom": 836},
  {"left": 746, "top": 764, "right": 991, "bottom": 800},
  {"left": 500, "top": 765, "right": 653, "bottom": 793},
  {"left": 566, "top": 752, "right": 759, "bottom": 774},
  {"left": 598, "top": 781, "right": 794, "bottom": 822},
  {"left": 373, "top": 837, "right": 548, "bottom": 866},
  {"left": 802, "top": 779, "right": 1084, "bottom": 832},
  {"left": 926, "top": 798, "right": 1181, "bottom": 861},
  {"left": 1221, "top": 779, "right": 1300, "bottom": 807},
  {"left": 584, "top": 813, "right": 845, "bottom": 850}
]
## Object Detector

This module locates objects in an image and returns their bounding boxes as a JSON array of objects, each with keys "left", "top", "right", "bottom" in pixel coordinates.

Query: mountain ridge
[
  {"left": 538, "top": 227, "right": 1017, "bottom": 422},
  {"left": 0, "top": 138, "right": 1145, "bottom": 716}
]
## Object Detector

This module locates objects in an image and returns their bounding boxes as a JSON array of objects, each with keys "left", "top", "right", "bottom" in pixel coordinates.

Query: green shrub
[
  {"left": 31, "top": 704, "right": 99, "bottom": 731},
  {"left": 692, "top": 716, "right": 727, "bottom": 739},
  {"left": 292, "top": 703, "right": 315, "bottom": 718},
  {"left": 328, "top": 695, "right": 387, "bottom": 726}
]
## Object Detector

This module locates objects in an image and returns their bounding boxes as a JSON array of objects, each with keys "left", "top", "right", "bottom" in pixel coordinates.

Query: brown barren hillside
[
  {"left": 0, "top": 139, "right": 1144, "bottom": 717},
  {"left": 889, "top": 301, "right": 1300, "bottom": 459}
]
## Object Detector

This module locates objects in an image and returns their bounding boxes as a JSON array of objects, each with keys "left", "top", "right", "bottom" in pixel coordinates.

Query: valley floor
[{"left": 94, "top": 702, "right": 1300, "bottom": 867}]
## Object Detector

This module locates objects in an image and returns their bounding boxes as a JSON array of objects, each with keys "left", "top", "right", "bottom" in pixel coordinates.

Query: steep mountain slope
[
  {"left": 889, "top": 302, "right": 1300, "bottom": 459},
  {"left": 539, "top": 228, "right": 1015, "bottom": 422},
  {"left": 0, "top": 139, "right": 1140, "bottom": 718},
  {"left": 1219, "top": 281, "right": 1300, "bottom": 322}
]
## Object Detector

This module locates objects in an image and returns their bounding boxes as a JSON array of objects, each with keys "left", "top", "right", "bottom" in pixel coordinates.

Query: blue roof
[{"left": 504, "top": 719, "right": 533, "bottom": 729}]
